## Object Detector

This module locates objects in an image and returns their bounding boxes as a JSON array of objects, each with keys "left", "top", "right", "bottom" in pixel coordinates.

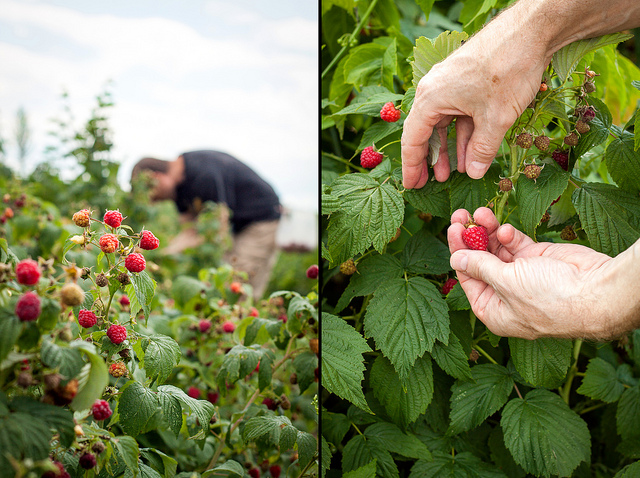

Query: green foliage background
[{"left": 321, "top": 1, "right": 640, "bottom": 477}]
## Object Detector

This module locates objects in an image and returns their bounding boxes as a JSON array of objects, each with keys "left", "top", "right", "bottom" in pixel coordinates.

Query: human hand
[
  {"left": 401, "top": 6, "right": 549, "bottom": 188},
  {"left": 447, "top": 207, "right": 629, "bottom": 340}
]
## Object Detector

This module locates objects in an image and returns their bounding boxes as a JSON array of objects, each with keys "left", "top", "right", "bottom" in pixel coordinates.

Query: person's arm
[
  {"left": 401, "top": 0, "right": 640, "bottom": 188},
  {"left": 448, "top": 207, "right": 640, "bottom": 340}
]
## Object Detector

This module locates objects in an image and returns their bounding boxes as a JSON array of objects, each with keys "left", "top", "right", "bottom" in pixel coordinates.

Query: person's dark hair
[{"left": 130, "top": 157, "right": 170, "bottom": 183}]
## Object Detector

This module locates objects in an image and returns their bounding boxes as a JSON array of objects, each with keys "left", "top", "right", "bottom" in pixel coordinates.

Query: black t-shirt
[{"left": 174, "top": 150, "right": 281, "bottom": 233}]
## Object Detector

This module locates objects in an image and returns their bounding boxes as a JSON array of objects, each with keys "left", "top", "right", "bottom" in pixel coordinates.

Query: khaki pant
[{"left": 224, "top": 219, "right": 280, "bottom": 300}]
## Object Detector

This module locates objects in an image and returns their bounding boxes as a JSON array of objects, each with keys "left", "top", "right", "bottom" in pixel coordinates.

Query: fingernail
[
  {"left": 450, "top": 251, "right": 468, "bottom": 271},
  {"left": 467, "top": 161, "right": 489, "bottom": 179}
]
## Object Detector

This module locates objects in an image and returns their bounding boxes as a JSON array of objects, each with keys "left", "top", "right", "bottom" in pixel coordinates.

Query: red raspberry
[
  {"left": 103, "top": 210, "right": 123, "bottom": 228},
  {"left": 109, "top": 362, "right": 127, "bottom": 378},
  {"left": 15, "top": 291, "right": 41, "bottom": 321},
  {"left": 78, "top": 309, "right": 98, "bottom": 328},
  {"left": 106, "top": 324, "right": 127, "bottom": 344},
  {"left": 248, "top": 469, "right": 260, "bottom": 478},
  {"left": 380, "top": 102, "right": 401, "bottom": 122},
  {"left": 199, "top": 319, "right": 212, "bottom": 333},
  {"left": 207, "top": 391, "right": 219, "bottom": 404},
  {"left": 119, "top": 295, "right": 130, "bottom": 307},
  {"left": 539, "top": 82, "right": 548, "bottom": 92},
  {"left": 125, "top": 253, "right": 146, "bottom": 273},
  {"left": 91, "top": 399, "right": 112, "bottom": 420},
  {"left": 99, "top": 234, "right": 119, "bottom": 253},
  {"left": 79, "top": 453, "right": 96, "bottom": 469},
  {"left": 269, "top": 465, "right": 282, "bottom": 478},
  {"left": 278, "top": 314, "right": 288, "bottom": 323},
  {"left": 72, "top": 209, "right": 91, "bottom": 228},
  {"left": 360, "top": 146, "right": 383, "bottom": 168},
  {"left": 222, "top": 320, "right": 236, "bottom": 333},
  {"left": 462, "top": 224, "right": 489, "bottom": 251},
  {"left": 230, "top": 281, "right": 243, "bottom": 294},
  {"left": 139, "top": 230, "right": 159, "bottom": 250},
  {"left": 552, "top": 149, "right": 569, "bottom": 171},
  {"left": 249, "top": 307, "right": 259, "bottom": 317},
  {"left": 262, "top": 397, "right": 278, "bottom": 411},
  {"left": 43, "top": 461, "right": 70, "bottom": 478},
  {"left": 306, "top": 264, "right": 319, "bottom": 279},
  {"left": 442, "top": 278, "right": 458, "bottom": 295},
  {"left": 16, "top": 259, "right": 41, "bottom": 285},
  {"left": 187, "top": 386, "right": 201, "bottom": 399}
]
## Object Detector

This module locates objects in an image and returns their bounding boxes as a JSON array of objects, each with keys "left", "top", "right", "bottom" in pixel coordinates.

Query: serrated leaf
[
  {"left": 449, "top": 364, "right": 514, "bottom": 435},
  {"left": 605, "top": 130, "right": 640, "bottom": 194},
  {"left": 411, "top": 31, "right": 469, "bottom": 87},
  {"left": 321, "top": 436, "right": 334, "bottom": 478},
  {"left": 342, "top": 434, "right": 399, "bottom": 478},
  {"left": 445, "top": 282, "right": 470, "bottom": 311},
  {"left": 509, "top": 337, "right": 572, "bottom": 388},
  {"left": 344, "top": 39, "right": 397, "bottom": 90},
  {"left": 217, "top": 344, "right": 264, "bottom": 392},
  {"left": 129, "top": 270, "right": 156, "bottom": 320},
  {"left": 321, "top": 191, "right": 342, "bottom": 215},
  {"left": 321, "top": 313, "right": 372, "bottom": 413},
  {"left": 448, "top": 164, "right": 502, "bottom": 214},
  {"left": 365, "top": 422, "right": 431, "bottom": 460},
  {"left": 573, "top": 182, "right": 640, "bottom": 256},
  {"left": 172, "top": 275, "right": 207, "bottom": 308},
  {"left": 156, "top": 390, "right": 183, "bottom": 437},
  {"left": 203, "top": 460, "right": 245, "bottom": 477},
  {"left": 358, "top": 122, "right": 403, "bottom": 151},
  {"left": 157, "top": 385, "right": 215, "bottom": 439},
  {"left": 10, "top": 399, "right": 75, "bottom": 448},
  {"left": 118, "top": 381, "right": 160, "bottom": 436},
  {"left": 335, "top": 253, "right": 403, "bottom": 313},
  {"left": 573, "top": 97, "right": 612, "bottom": 158},
  {"left": 431, "top": 333, "right": 473, "bottom": 381},
  {"left": 139, "top": 334, "right": 181, "bottom": 385},
  {"left": 404, "top": 179, "right": 451, "bottom": 218},
  {"left": 516, "top": 161, "right": 570, "bottom": 237},
  {"left": 553, "top": 32, "right": 634, "bottom": 82},
  {"left": 409, "top": 451, "right": 507, "bottom": 478},
  {"left": 401, "top": 229, "right": 451, "bottom": 275},
  {"left": 0, "top": 314, "right": 24, "bottom": 362},
  {"left": 40, "top": 339, "right": 85, "bottom": 379},
  {"left": 576, "top": 357, "right": 625, "bottom": 403},
  {"left": 501, "top": 389, "right": 590, "bottom": 477},
  {"left": 370, "top": 354, "right": 433, "bottom": 428},
  {"left": 617, "top": 385, "right": 640, "bottom": 441},
  {"left": 0, "top": 411, "right": 52, "bottom": 466},
  {"left": 343, "top": 459, "right": 376, "bottom": 478},
  {"left": 296, "top": 430, "right": 317, "bottom": 469},
  {"left": 114, "top": 435, "right": 140, "bottom": 476},
  {"left": 292, "top": 351, "right": 317, "bottom": 393},
  {"left": 364, "top": 277, "right": 449, "bottom": 381},
  {"left": 615, "top": 461, "right": 640, "bottom": 478},
  {"left": 488, "top": 427, "right": 527, "bottom": 478}
]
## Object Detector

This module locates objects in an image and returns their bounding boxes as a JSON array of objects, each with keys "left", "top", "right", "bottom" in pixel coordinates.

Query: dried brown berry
[
  {"left": 523, "top": 164, "right": 542, "bottom": 180},
  {"left": 117, "top": 272, "right": 130, "bottom": 285},
  {"left": 564, "top": 132, "right": 579, "bottom": 146},
  {"left": 561, "top": 225, "right": 577, "bottom": 241},
  {"left": 309, "top": 338, "right": 319, "bottom": 355},
  {"left": 533, "top": 135, "right": 550, "bottom": 151},
  {"left": 498, "top": 178, "right": 513, "bottom": 192},
  {"left": 540, "top": 212, "right": 550, "bottom": 223},
  {"left": 418, "top": 212, "right": 433, "bottom": 222},
  {"left": 95, "top": 273, "right": 108, "bottom": 287},
  {"left": 515, "top": 132, "right": 533, "bottom": 149},
  {"left": 575, "top": 120, "right": 590, "bottom": 134},
  {"left": 583, "top": 80, "right": 596, "bottom": 93}
]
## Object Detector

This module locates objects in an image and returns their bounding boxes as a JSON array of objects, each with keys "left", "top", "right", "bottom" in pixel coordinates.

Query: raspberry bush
[{"left": 322, "top": 1, "right": 640, "bottom": 477}]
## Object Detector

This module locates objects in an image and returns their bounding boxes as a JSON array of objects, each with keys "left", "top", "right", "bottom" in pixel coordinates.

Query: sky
[{"left": 0, "top": 0, "right": 318, "bottom": 217}]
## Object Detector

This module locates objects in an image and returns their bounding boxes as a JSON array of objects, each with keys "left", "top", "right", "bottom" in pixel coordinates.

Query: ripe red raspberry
[
  {"left": 380, "top": 102, "right": 401, "bottom": 122},
  {"left": 91, "top": 399, "right": 112, "bottom": 420},
  {"left": 249, "top": 307, "right": 259, "bottom": 318},
  {"left": 462, "top": 224, "right": 489, "bottom": 251},
  {"left": 360, "top": 146, "right": 383, "bottom": 168},
  {"left": 262, "top": 397, "right": 278, "bottom": 411},
  {"left": 99, "top": 234, "right": 119, "bottom": 253},
  {"left": 139, "top": 230, "right": 160, "bottom": 250},
  {"left": 187, "top": 386, "right": 201, "bottom": 399},
  {"left": 269, "top": 465, "right": 282, "bottom": 478},
  {"left": 533, "top": 135, "right": 550, "bottom": 151},
  {"left": 79, "top": 453, "right": 97, "bottom": 469},
  {"left": 125, "top": 253, "right": 146, "bottom": 273},
  {"left": 552, "top": 149, "right": 569, "bottom": 171},
  {"left": 15, "top": 259, "right": 41, "bottom": 285},
  {"left": 199, "top": 319, "right": 212, "bottom": 333},
  {"left": 78, "top": 309, "right": 98, "bottom": 328},
  {"left": 119, "top": 295, "right": 130, "bottom": 307},
  {"left": 306, "top": 264, "right": 319, "bottom": 279},
  {"left": 248, "top": 469, "right": 260, "bottom": 478},
  {"left": 515, "top": 132, "right": 533, "bottom": 149},
  {"left": 106, "top": 324, "right": 127, "bottom": 344},
  {"left": 72, "top": 209, "right": 91, "bottom": 227},
  {"left": 442, "top": 278, "right": 458, "bottom": 295},
  {"left": 103, "top": 210, "right": 123, "bottom": 228},
  {"left": 207, "top": 391, "right": 219, "bottom": 404},
  {"left": 230, "top": 281, "right": 243, "bottom": 294},
  {"left": 109, "top": 362, "right": 127, "bottom": 378},
  {"left": 222, "top": 320, "right": 236, "bottom": 333},
  {"left": 15, "top": 291, "right": 41, "bottom": 321}
]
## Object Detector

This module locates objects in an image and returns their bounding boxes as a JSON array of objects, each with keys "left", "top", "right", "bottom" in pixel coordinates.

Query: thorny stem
[{"left": 560, "top": 339, "right": 583, "bottom": 405}]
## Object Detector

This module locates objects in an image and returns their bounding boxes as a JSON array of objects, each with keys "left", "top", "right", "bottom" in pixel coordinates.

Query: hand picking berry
[{"left": 462, "top": 222, "right": 489, "bottom": 251}]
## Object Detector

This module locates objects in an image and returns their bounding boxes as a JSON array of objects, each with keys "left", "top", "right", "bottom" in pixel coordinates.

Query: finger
[
  {"left": 450, "top": 249, "right": 507, "bottom": 291},
  {"left": 455, "top": 117, "right": 474, "bottom": 173},
  {"left": 401, "top": 108, "right": 434, "bottom": 189},
  {"left": 433, "top": 126, "right": 451, "bottom": 182},
  {"left": 496, "top": 223, "right": 536, "bottom": 255},
  {"left": 447, "top": 222, "right": 467, "bottom": 253},
  {"left": 465, "top": 119, "right": 507, "bottom": 179},
  {"left": 451, "top": 208, "right": 472, "bottom": 225}
]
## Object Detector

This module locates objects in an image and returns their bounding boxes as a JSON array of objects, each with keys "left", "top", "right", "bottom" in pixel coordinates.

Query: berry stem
[
  {"left": 377, "top": 139, "right": 401, "bottom": 152},
  {"left": 559, "top": 339, "right": 583, "bottom": 405},
  {"left": 104, "top": 288, "right": 116, "bottom": 324},
  {"left": 473, "top": 344, "right": 498, "bottom": 365},
  {"left": 297, "top": 453, "right": 319, "bottom": 478},
  {"left": 514, "top": 383, "right": 523, "bottom": 400},
  {"left": 323, "top": 152, "right": 367, "bottom": 173}
]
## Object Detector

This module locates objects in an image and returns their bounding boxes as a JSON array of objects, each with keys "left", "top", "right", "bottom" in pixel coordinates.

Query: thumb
[
  {"left": 450, "top": 250, "right": 506, "bottom": 287},
  {"left": 465, "top": 121, "right": 506, "bottom": 179}
]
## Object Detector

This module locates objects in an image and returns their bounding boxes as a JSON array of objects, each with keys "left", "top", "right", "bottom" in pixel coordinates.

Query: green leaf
[
  {"left": 576, "top": 357, "right": 625, "bottom": 403},
  {"left": 636, "top": 109, "right": 640, "bottom": 152},
  {"left": 37, "top": 297, "right": 61, "bottom": 332},
  {"left": 404, "top": 180, "right": 451, "bottom": 219},
  {"left": 140, "top": 448, "right": 177, "bottom": 478},
  {"left": 217, "top": 344, "right": 264, "bottom": 392},
  {"left": 449, "top": 364, "right": 514, "bottom": 435},
  {"left": 552, "top": 32, "right": 634, "bottom": 82},
  {"left": 129, "top": 270, "right": 156, "bottom": 320},
  {"left": 10, "top": 398, "right": 75, "bottom": 448},
  {"left": 332, "top": 89, "right": 404, "bottom": 116},
  {"left": 342, "top": 434, "right": 399, "bottom": 478},
  {"left": 157, "top": 385, "right": 215, "bottom": 439},
  {"left": 335, "top": 253, "right": 403, "bottom": 313},
  {"left": 409, "top": 451, "right": 507, "bottom": 478},
  {"left": 516, "top": 161, "right": 570, "bottom": 237},
  {"left": 445, "top": 282, "right": 470, "bottom": 311},
  {"left": 321, "top": 436, "right": 334, "bottom": 478},
  {"left": 292, "top": 351, "right": 317, "bottom": 393},
  {"left": 322, "top": 190, "right": 342, "bottom": 215},
  {"left": 615, "top": 461, "right": 640, "bottom": 478},
  {"left": 411, "top": 31, "right": 469, "bottom": 87},
  {"left": 573, "top": 182, "right": 640, "bottom": 256},
  {"left": 118, "top": 381, "right": 160, "bottom": 436},
  {"left": 401, "top": 229, "right": 451, "bottom": 275},
  {"left": 488, "top": 427, "right": 527, "bottom": 478},
  {"left": 605, "top": 130, "right": 640, "bottom": 194},
  {"left": 573, "top": 97, "right": 612, "bottom": 158},
  {"left": 0, "top": 314, "right": 23, "bottom": 362},
  {"left": 40, "top": 339, "right": 85, "bottom": 379},
  {"left": 343, "top": 459, "right": 377, "bottom": 478},
  {"left": 0, "top": 411, "right": 52, "bottom": 466},
  {"left": 139, "top": 334, "right": 181, "bottom": 385},
  {"left": 364, "top": 277, "right": 449, "bottom": 382},
  {"left": 296, "top": 430, "right": 317, "bottom": 469},
  {"left": 501, "top": 389, "right": 591, "bottom": 477},
  {"left": 617, "top": 385, "right": 640, "bottom": 441},
  {"left": 508, "top": 337, "right": 572, "bottom": 388},
  {"left": 321, "top": 313, "right": 372, "bottom": 413},
  {"left": 114, "top": 435, "right": 140, "bottom": 476},
  {"left": 370, "top": 354, "right": 434, "bottom": 428},
  {"left": 358, "top": 122, "right": 403, "bottom": 151},
  {"left": 172, "top": 275, "right": 208, "bottom": 308},
  {"left": 68, "top": 340, "right": 109, "bottom": 411},
  {"left": 431, "top": 333, "right": 473, "bottom": 382},
  {"left": 344, "top": 39, "right": 397, "bottom": 90},
  {"left": 448, "top": 164, "right": 502, "bottom": 215},
  {"left": 365, "top": 422, "right": 432, "bottom": 460},
  {"left": 156, "top": 389, "right": 183, "bottom": 437},
  {"left": 203, "top": 460, "right": 245, "bottom": 477}
]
